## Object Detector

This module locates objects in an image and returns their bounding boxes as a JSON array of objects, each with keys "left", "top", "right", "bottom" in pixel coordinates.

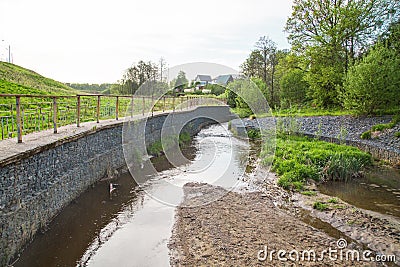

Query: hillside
[{"left": 0, "top": 61, "right": 80, "bottom": 95}]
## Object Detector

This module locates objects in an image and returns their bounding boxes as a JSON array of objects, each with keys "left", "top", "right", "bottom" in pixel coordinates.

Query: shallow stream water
[
  {"left": 14, "top": 123, "right": 250, "bottom": 267},
  {"left": 318, "top": 167, "right": 400, "bottom": 218}
]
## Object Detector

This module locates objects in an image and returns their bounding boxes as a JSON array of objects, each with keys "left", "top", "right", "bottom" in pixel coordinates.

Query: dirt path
[{"left": 169, "top": 182, "right": 382, "bottom": 266}]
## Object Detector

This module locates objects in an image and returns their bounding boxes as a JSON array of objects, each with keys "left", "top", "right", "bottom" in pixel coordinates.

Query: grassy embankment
[
  {"left": 261, "top": 134, "right": 372, "bottom": 191},
  {"left": 0, "top": 61, "right": 80, "bottom": 95}
]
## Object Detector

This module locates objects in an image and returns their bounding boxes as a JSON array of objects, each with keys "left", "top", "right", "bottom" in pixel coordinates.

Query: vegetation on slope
[
  {"left": 261, "top": 134, "right": 372, "bottom": 191},
  {"left": 0, "top": 61, "right": 79, "bottom": 95}
]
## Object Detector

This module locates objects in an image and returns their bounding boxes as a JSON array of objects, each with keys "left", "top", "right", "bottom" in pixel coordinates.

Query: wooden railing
[{"left": 0, "top": 94, "right": 226, "bottom": 143}]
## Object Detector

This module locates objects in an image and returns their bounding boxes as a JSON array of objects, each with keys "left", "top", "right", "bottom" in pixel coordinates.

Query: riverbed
[
  {"left": 14, "top": 123, "right": 251, "bottom": 266},
  {"left": 13, "top": 123, "right": 400, "bottom": 266}
]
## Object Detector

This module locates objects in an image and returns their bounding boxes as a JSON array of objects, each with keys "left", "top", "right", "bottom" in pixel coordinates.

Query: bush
[
  {"left": 279, "top": 69, "right": 309, "bottom": 108},
  {"left": 206, "top": 84, "right": 225, "bottom": 96},
  {"left": 231, "top": 107, "right": 253, "bottom": 118},
  {"left": 395, "top": 132, "right": 400, "bottom": 138},
  {"left": 247, "top": 129, "right": 261, "bottom": 140},
  {"left": 360, "top": 130, "right": 372, "bottom": 139},
  {"left": 342, "top": 44, "right": 400, "bottom": 115}
]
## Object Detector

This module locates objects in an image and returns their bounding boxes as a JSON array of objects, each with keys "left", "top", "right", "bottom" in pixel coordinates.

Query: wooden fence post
[
  {"left": 53, "top": 97, "right": 57, "bottom": 133},
  {"left": 163, "top": 96, "right": 166, "bottom": 112},
  {"left": 77, "top": 95, "right": 81, "bottom": 127},
  {"left": 16, "top": 96, "right": 22, "bottom": 143},
  {"left": 131, "top": 96, "right": 134, "bottom": 118},
  {"left": 116, "top": 96, "right": 119, "bottom": 120},
  {"left": 97, "top": 95, "right": 100, "bottom": 123},
  {"left": 142, "top": 97, "right": 145, "bottom": 116}
]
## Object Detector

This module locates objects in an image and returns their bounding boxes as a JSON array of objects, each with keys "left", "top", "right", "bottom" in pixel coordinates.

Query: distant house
[
  {"left": 213, "top": 74, "right": 234, "bottom": 86},
  {"left": 194, "top": 75, "right": 212, "bottom": 89}
]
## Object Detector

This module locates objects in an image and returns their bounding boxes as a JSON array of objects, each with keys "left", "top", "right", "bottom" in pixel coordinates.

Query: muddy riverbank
[
  {"left": 169, "top": 183, "right": 372, "bottom": 266},
  {"left": 169, "top": 166, "right": 400, "bottom": 266}
]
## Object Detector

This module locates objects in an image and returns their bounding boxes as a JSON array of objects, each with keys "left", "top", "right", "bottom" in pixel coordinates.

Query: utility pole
[
  {"left": 159, "top": 57, "right": 167, "bottom": 83},
  {"left": 8, "top": 45, "right": 11, "bottom": 63}
]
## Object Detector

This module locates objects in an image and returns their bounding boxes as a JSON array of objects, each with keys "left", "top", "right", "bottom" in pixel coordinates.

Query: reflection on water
[
  {"left": 14, "top": 123, "right": 251, "bottom": 267},
  {"left": 318, "top": 167, "right": 400, "bottom": 218}
]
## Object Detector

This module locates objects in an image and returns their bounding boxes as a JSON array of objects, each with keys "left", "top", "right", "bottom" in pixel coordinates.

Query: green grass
[
  {"left": 261, "top": 134, "right": 372, "bottom": 190},
  {"left": 0, "top": 62, "right": 79, "bottom": 95},
  {"left": 273, "top": 106, "right": 353, "bottom": 117},
  {"left": 360, "top": 114, "right": 400, "bottom": 139},
  {"left": 148, "top": 132, "right": 192, "bottom": 156},
  {"left": 395, "top": 132, "right": 400, "bottom": 138},
  {"left": 230, "top": 107, "right": 253, "bottom": 118},
  {"left": 313, "top": 201, "right": 328, "bottom": 211},
  {"left": 301, "top": 190, "right": 317, "bottom": 196},
  {"left": 328, "top": 198, "right": 339, "bottom": 204}
]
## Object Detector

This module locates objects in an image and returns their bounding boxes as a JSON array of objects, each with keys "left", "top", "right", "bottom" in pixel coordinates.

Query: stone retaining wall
[{"left": 0, "top": 105, "right": 232, "bottom": 265}]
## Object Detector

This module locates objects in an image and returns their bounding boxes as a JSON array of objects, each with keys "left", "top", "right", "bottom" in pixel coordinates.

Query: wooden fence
[{"left": 0, "top": 94, "right": 225, "bottom": 143}]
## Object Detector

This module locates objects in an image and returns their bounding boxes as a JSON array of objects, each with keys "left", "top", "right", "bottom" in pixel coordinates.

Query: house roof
[
  {"left": 214, "top": 74, "right": 233, "bottom": 85},
  {"left": 195, "top": 75, "right": 212, "bottom": 82}
]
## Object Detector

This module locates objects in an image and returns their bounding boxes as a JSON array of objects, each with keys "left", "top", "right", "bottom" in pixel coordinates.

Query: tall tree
[
  {"left": 255, "top": 37, "right": 279, "bottom": 105},
  {"left": 286, "top": 0, "right": 399, "bottom": 60},
  {"left": 240, "top": 50, "right": 264, "bottom": 78},
  {"left": 285, "top": 0, "right": 399, "bottom": 107},
  {"left": 121, "top": 60, "right": 159, "bottom": 94},
  {"left": 241, "top": 36, "right": 280, "bottom": 106},
  {"left": 174, "top": 71, "right": 188, "bottom": 90}
]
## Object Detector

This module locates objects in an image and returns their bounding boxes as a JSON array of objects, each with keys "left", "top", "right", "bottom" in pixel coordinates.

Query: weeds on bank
[
  {"left": 148, "top": 132, "right": 191, "bottom": 156},
  {"left": 262, "top": 134, "right": 372, "bottom": 191},
  {"left": 313, "top": 201, "right": 329, "bottom": 211},
  {"left": 328, "top": 198, "right": 339, "bottom": 204},
  {"left": 361, "top": 114, "right": 400, "bottom": 139},
  {"left": 301, "top": 191, "right": 317, "bottom": 196}
]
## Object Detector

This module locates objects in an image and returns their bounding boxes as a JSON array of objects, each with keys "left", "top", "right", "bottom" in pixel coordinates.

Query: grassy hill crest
[{"left": 0, "top": 61, "right": 79, "bottom": 95}]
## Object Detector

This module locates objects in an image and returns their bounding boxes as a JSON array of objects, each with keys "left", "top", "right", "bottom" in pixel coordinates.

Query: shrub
[
  {"left": 247, "top": 129, "right": 261, "bottom": 140},
  {"left": 395, "top": 132, "right": 400, "bottom": 138},
  {"left": 342, "top": 44, "right": 400, "bottom": 115},
  {"left": 360, "top": 130, "right": 372, "bottom": 139},
  {"left": 231, "top": 107, "right": 253, "bottom": 118},
  {"left": 279, "top": 69, "right": 309, "bottom": 108},
  {"left": 179, "top": 132, "right": 191, "bottom": 145}
]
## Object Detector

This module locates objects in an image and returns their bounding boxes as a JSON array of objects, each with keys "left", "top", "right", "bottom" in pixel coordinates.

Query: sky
[{"left": 0, "top": 0, "right": 293, "bottom": 84}]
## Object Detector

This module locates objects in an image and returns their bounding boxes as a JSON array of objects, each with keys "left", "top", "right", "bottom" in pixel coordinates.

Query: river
[
  {"left": 13, "top": 123, "right": 400, "bottom": 266},
  {"left": 14, "top": 123, "right": 251, "bottom": 267}
]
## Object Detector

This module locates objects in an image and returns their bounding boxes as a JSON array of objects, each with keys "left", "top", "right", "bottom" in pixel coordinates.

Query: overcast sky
[{"left": 0, "top": 0, "right": 293, "bottom": 84}]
